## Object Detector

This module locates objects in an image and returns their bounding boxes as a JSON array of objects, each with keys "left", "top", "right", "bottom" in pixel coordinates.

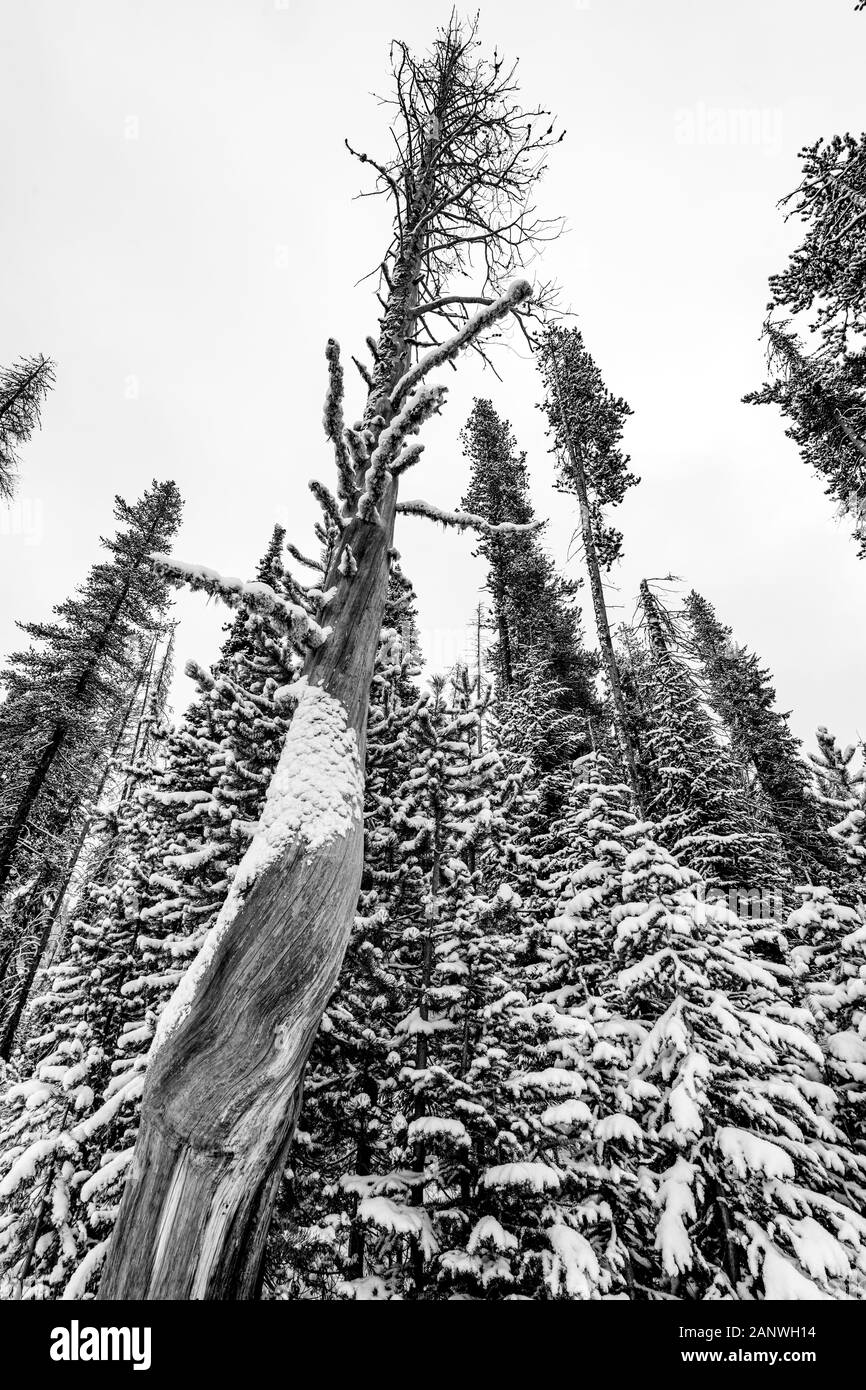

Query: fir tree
[
  {"left": 809, "top": 727, "right": 866, "bottom": 880},
  {"left": 459, "top": 398, "right": 596, "bottom": 709},
  {"left": 746, "top": 132, "right": 866, "bottom": 553},
  {"left": 537, "top": 325, "right": 643, "bottom": 809},
  {"left": 684, "top": 589, "right": 842, "bottom": 885},
  {"left": 638, "top": 582, "right": 788, "bottom": 896},
  {"left": 0, "top": 633, "right": 170, "bottom": 1061},
  {"left": 611, "top": 840, "right": 866, "bottom": 1299},
  {"left": 746, "top": 323, "right": 866, "bottom": 556},
  {"left": 285, "top": 673, "right": 639, "bottom": 1302},
  {"left": 549, "top": 765, "right": 866, "bottom": 1299},
  {"left": 459, "top": 396, "right": 598, "bottom": 891},
  {"left": 0, "top": 481, "right": 183, "bottom": 1057},
  {"left": 0, "top": 356, "right": 55, "bottom": 501}
]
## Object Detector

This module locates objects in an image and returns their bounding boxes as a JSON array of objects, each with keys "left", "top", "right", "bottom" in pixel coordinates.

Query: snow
[
  {"left": 788, "top": 1216, "right": 851, "bottom": 1282},
  {"left": 512, "top": 1068, "right": 586, "bottom": 1096},
  {"left": 755, "top": 1236, "right": 833, "bottom": 1301},
  {"left": 395, "top": 1008, "right": 455, "bottom": 1036},
  {"left": 406, "top": 1116, "right": 469, "bottom": 1145},
  {"left": 594, "top": 1113, "right": 643, "bottom": 1146},
  {"left": 827, "top": 1030, "right": 866, "bottom": 1064},
  {"left": 666, "top": 1052, "right": 710, "bottom": 1140},
  {"left": 717, "top": 1126, "right": 796, "bottom": 1181},
  {"left": 0, "top": 1137, "right": 58, "bottom": 1197},
  {"left": 359, "top": 384, "right": 447, "bottom": 521},
  {"left": 152, "top": 678, "right": 362, "bottom": 1053},
  {"left": 468, "top": 1216, "right": 518, "bottom": 1253},
  {"left": 541, "top": 1099, "right": 593, "bottom": 1129},
  {"left": 4, "top": 1078, "right": 52, "bottom": 1104},
  {"left": 69, "top": 1073, "right": 145, "bottom": 1142},
  {"left": 151, "top": 554, "right": 330, "bottom": 648},
  {"left": 79, "top": 1148, "right": 135, "bottom": 1203},
  {"left": 481, "top": 1162, "right": 561, "bottom": 1192},
  {"left": 546, "top": 1224, "right": 601, "bottom": 1299},
  {"left": 357, "top": 1196, "right": 438, "bottom": 1258},
  {"left": 163, "top": 844, "right": 221, "bottom": 870},
  {"left": 61, "top": 1239, "right": 110, "bottom": 1301},
  {"left": 655, "top": 1158, "right": 697, "bottom": 1277}
]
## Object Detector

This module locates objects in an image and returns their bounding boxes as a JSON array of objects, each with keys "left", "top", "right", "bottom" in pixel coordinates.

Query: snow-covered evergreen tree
[
  {"left": 685, "top": 589, "right": 843, "bottom": 885},
  {"left": 537, "top": 325, "right": 644, "bottom": 809},
  {"left": 0, "top": 481, "right": 183, "bottom": 1058},
  {"left": 809, "top": 727, "right": 866, "bottom": 882},
  {"left": 610, "top": 840, "right": 866, "bottom": 1299},
  {"left": 459, "top": 397, "right": 597, "bottom": 895},
  {"left": 280, "top": 670, "right": 643, "bottom": 1302},
  {"left": 549, "top": 761, "right": 866, "bottom": 1299},
  {"left": 637, "top": 583, "right": 789, "bottom": 896}
]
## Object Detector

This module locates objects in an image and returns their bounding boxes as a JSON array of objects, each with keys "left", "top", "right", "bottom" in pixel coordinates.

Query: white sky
[{"left": 1, "top": 0, "right": 865, "bottom": 751}]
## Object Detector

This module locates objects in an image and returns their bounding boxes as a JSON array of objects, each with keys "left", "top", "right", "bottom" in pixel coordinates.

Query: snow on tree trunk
[{"left": 98, "top": 498, "right": 393, "bottom": 1298}]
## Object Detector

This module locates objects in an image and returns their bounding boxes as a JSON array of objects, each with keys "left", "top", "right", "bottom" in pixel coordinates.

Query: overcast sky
[{"left": 1, "top": 0, "right": 865, "bottom": 751}]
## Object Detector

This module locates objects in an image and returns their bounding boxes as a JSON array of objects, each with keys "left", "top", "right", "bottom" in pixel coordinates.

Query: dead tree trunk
[
  {"left": 99, "top": 15, "right": 557, "bottom": 1298},
  {"left": 101, "top": 235, "right": 438, "bottom": 1300},
  {"left": 98, "top": 488, "right": 397, "bottom": 1299}
]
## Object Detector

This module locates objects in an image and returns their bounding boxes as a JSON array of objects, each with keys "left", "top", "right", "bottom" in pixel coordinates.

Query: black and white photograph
[{"left": 0, "top": 0, "right": 864, "bottom": 1357}]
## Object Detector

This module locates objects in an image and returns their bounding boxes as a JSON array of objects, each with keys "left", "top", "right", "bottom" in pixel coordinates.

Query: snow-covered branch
[
  {"left": 358, "top": 384, "right": 447, "bottom": 522},
  {"left": 309, "top": 480, "right": 345, "bottom": 532},
  {"left": 396, "top": 500, "right": 544, "bottom": 536},
  {"left": 151, "top": 555, "right": 330, "bottom": 649},
  {"left": 322, "top": 339, "right": 357, "bottom": 507}
]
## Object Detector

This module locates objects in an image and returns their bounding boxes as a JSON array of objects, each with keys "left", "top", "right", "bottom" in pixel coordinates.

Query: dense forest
[{"left": 0, "top": 13, "right": 865, "bottom": 1303}]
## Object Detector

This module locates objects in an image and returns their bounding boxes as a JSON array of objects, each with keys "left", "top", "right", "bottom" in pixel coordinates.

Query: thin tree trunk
[
  {"left": 548, "top": 341, "right": 644, "bottom": 812},
  {"left": 0, "top": 640, "right": 157, "bottom": 1060},
  {"left": 833, "top": 402, "right": 866, "bottom": 462},
  {"left": 639, "top": 579, "right": 668, "bottom": 658},
  {"left": 0, "top": 723, "right": 69, "bottom": 897}
]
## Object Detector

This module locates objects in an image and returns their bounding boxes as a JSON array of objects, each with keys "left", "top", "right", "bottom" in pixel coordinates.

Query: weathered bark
[
  {"left": 99, "top": 497, "right": 396, "bottom": 1299},
  {"left": 639, "top": 579, "right": 668, "bottom": 659},
  {"left": 98, "top": 222, "right": 434, "bottom": 1289}
]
